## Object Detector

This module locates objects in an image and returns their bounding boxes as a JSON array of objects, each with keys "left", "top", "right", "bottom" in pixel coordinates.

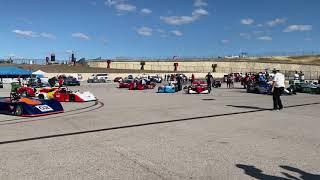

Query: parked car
[
  {"left": 87, "top": 74, "right": 110, "bottom": 83},
  {"left": 63, "top": 77, "right": 80, "bottom": 86}
]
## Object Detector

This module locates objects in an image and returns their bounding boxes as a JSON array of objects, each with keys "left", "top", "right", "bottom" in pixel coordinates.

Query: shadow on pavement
[
  {"left": 226, "top": 105, "right": 271, "bottom": 110},
  {"left": 227, "top": 102, "right": 320, "bottom": 111},
  {"left": 236, "top": 164, "right": 320, "bottom": 180},
  {"left": 280, "top": 165, "right": 320, "bottom": 180}
]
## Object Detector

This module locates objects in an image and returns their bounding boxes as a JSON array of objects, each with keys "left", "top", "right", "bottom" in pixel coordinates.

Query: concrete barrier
[
  {"left": 88, "top": 60, "right": 320, "bottom": 79},
  {"left": 45, "top": 73, "right": 227, "bottom": 81}
]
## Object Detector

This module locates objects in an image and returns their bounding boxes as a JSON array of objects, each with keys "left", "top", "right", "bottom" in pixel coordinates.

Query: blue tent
[{"left": 0, "top": 66, "right": 32, "bottom": 77}]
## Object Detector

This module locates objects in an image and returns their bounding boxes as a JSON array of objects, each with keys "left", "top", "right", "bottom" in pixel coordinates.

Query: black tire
[
  {"left": 38, "top": 94, "right": 45, "bottom": 100},
  {"left": 14, "top": 105, "right": 23, "bottom": 116},
  {"left": 69, "top": 95, "right": 75, "bottom": 102}
]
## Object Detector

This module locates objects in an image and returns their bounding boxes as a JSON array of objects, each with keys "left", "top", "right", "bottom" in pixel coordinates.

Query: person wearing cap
[{"left": 272, "top": 69, "right": 285, "bottom": 111}]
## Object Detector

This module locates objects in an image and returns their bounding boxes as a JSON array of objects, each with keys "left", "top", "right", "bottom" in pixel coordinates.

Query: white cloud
[
  {"left": 13, "top": 30, "right": 56, "bottom": 39},
  {"left": 194, "top": 0, "right": 208, "bottom": 7},
  {"left": 105, "top": 0, "right": 136, "bottom": 13},
  {"left": 12, "top": 30, "right": 38, "bottom": 37},
  {"left": 283, "top": 25, "right": 312, "bottom": 32},
  {"left": 136, "top": 27, "right": 153, "bottom": 36},
  {"left": 141, "top": 8, "right": 152, "bottom": 14},
  {"left": 258, "top": 36, "right": 272, "bottom": 41},
  {"left": 267, "top": 18, "right": 286, "bottom": 27},
  {"left": 160, "top": 16, "right": 195, "bottom": 25},
  {"left": 115, "top": 3, "right": 136, "bottom": 12},
  {"left": 192, "top": 9, "right": 209, "bottom": 16},
  {"left": 221, "top": 40, "right": 230, "bottom": 44},
  {"left": 241, "top": 18, "right": 254, "bottom": 25},
  {"left": 304, "top": 38, "right": 312, "bottom": 41},
  {"left": 160, "top": 9, "right": 208, "bottom": 25},
  {"left": 72, "top": 32, "right": 90, "bottom": 40},
  {"left": 40, "top": 32, "right": 56, "bottom": 39},
  {"left": 105, "top": 0, "right": 124, "bottom": 6},
  {"left": 171, "top": 30, "right": 183, "bottom": 36}
]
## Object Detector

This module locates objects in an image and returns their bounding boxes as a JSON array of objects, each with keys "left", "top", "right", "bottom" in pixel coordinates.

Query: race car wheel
[
  {"left": 14, "top": 105, "right": 23, "bottom": 116},
  {"left": 38, "top": 94, "right": 45, "bottom": 100},
  {"left": 21, "top": 91, "right": 29, "bottom": 97},
  {"left": 69, "top": 95, "right": 75, "bottom": 102}
]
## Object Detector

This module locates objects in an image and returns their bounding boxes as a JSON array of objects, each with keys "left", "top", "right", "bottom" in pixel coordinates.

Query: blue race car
[
  {"left": 0, "top": 96, "right": 64, "bottom": 117},
  {"left": 158, "top": 84, "right": 177, "bottom": 93},
  {"left": 247, "top": 82, "right": 272, "bottom": 94}
]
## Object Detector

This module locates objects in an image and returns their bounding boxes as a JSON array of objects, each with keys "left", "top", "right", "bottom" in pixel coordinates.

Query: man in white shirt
[
  {"left": 272, "top": 69, "right": 285, "bottom": 111},
  {"left": 294, "top": 71, "right": 299, "bottom": 80}
]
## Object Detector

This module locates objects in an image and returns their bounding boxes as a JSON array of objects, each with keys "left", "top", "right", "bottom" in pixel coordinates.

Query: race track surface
[{"left": 0, "top": 83, "right": 319, "bottom": 179}]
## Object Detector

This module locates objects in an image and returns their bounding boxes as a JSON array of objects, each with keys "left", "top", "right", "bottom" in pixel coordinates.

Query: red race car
[
  {"left": 184, "top": 80, "right": 209, "bottom": 94},
  {"left": 40, "top": 87, "right": 97, "bottom": 102},
  {"left": 184, "top": 84, "right": 209, "bottom": 94},
  {"left": 17, "top": 87, "right": 36, "bottom": 97},
  {"left": 129, "top": 81, "right": 156, "bottom": 90},
  {"left": 118, "top": 79, "right": 133, "bottom": 88}
]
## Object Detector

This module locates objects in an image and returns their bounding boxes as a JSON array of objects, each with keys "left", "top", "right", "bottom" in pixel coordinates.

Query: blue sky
[{"left": 0, "top": 0, "right": 318, "bottom": 59}]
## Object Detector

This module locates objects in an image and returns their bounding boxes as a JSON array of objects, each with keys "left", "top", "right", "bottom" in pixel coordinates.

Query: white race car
[{"left": 37, "top": 87, "right": 97, "bottom": 102}]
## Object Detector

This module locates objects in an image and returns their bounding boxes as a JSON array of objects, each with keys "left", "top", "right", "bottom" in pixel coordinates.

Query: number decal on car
[{"left": 35, "top": 105, "right": 53, "bottom": 112}]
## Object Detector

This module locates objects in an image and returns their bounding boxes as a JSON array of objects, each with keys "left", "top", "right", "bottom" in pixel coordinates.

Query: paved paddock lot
[{"left": 0, "top": 83, "right": 319, "bottom": 179}]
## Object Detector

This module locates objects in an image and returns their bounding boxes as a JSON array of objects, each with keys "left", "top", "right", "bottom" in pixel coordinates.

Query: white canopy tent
[{"left": 32, "top": 70, "right": 46, "bottom": 78}]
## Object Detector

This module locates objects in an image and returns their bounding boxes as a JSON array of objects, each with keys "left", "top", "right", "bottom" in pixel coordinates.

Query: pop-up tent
[
  {"left": 0, "top": 66, "right": 32, "bottom": 78},
  {"left": 32, "top": 70, "right": 46, "bottom": 78}
]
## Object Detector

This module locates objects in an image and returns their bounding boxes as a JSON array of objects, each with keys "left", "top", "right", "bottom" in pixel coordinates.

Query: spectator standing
[
  {"left": 191, "top": 74, "right": 195, "bottom": 84},
  {"left": 294, "top": 71, "right": 299, "bottom": 80},
  {"left": 226, "top": 74, "right": 231, "bottom": 88},
  {"left": 299, "top": 71, "right": 305, "bottom": 81},
  {"left": 272, "top": 69, "right": 285, "bottom": 111},
  {"left": 206, "top": 72, "right": 213, "bottom": 93}
]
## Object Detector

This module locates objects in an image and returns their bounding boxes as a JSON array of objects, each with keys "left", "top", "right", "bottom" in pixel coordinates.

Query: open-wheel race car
[
  {"left": 247, "top": 81, "right": 297, "bottom": 95},
  {"left": 247, "top": 82, "right": 272, "bottom": 94},
  {"left": 184, "top": 85, "right": 209, "bottom": 94},
  {"left": 0, "top": 94, "right": 63, "bottom": 117},
  {"left": 184, "top": 80, "right": 209, "bottom": 94},
  {"left": 37, "top": 87, "right": 96, "bottom": 102},
  {"left": 158, "top": 83, "right": 177, "bottom": 93}
]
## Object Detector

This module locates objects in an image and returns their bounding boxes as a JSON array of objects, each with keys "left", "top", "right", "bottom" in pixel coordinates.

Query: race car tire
[
  {"left": 38, "top": 94, "right": 45, "bottom": 100},
  {"left": 14, "top": 105, "right": 23, "bottom": 116},
  {"left": 69, "top": 95, "right": 75, "bottom": 102},
  {"left": 21, "top": 91, "right": 29, "bottom": 97}
]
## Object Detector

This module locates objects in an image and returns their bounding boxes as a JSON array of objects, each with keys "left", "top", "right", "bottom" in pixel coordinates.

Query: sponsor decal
[{"left": 35, "top": 105, "right": 53, "bottom": 112}]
